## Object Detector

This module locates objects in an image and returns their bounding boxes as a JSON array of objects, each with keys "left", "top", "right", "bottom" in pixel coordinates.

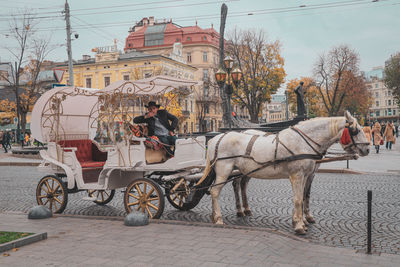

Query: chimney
[
  {"left": 149, "top": 16, "right": 154, "bottom": 25},
  {"left": 82, "top": 55, "right": 91, "bottom": 61}
]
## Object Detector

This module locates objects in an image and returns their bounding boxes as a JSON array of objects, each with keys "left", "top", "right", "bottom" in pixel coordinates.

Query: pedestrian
[
  {"left": 384, "top": 122, "right": 396, "bottom": 150},
  {"left": 19, "top": 132, "right": 24, "bottom": 147},
  {"left": 133, "top": 101, "right": 178, "bottom": 156},
  {"left": 362, "top": 122, "right": 372, "bottom": 145},
  {"left": 396, "top": 123, "right": 399, "bottom": 138},
  {"left": 4, "top": 131, "right": 11, "bottom": 151},
  {"left": 0, "top": 130, "right": 4, "bottom": 153},
  {"left": 25, "top": 133, "right": 31, "bottom": 146},
  {"left": 372, "top": 122, "right": 383, "bottom": 153}
]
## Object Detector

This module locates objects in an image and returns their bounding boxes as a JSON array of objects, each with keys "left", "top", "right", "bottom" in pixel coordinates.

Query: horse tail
[{"left": 196, "top": 152, "right": 213, "bottom": 187}]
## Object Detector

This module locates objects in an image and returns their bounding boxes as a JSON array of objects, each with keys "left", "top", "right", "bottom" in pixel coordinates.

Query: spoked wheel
[
  {"left": 88, "top": 189, "right": 115, "bottom": 205},
  {"left": 165, "top": 178, "right": 199, "bottom": 211},
  {"left": 124, "top": 178, "right": 165, "bottom": 219},
  {"left": 36, "top": 175, "right": 68, "bottom": 214}
]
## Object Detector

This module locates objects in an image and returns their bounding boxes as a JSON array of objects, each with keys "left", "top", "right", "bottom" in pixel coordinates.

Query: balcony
[{"left": 195, "top": 95, "right": 220, "bottom": 103}]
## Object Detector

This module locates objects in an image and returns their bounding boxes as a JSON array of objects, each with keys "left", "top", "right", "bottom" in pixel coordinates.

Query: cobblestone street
[{"left": 1, "top": 166, "right": 399, "bottom": 255}]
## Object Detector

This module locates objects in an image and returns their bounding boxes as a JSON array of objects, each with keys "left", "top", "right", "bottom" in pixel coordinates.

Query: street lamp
[{"left": 215, "top": 56, "right": 242, "bottom": 129}]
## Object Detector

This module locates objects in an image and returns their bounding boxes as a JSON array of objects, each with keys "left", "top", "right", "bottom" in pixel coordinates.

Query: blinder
[{"left": 344, "top": 121, "right": 369, "bottom": 150}]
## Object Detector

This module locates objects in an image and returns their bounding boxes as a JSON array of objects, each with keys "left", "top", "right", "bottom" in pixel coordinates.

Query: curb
[
  {"left": 0, "top": 162, "right": 40, "bottom": 166},
  {"left": 317, "top": 168, "right": 364, "bottom": 174},
  {"left": 0, "top": 232, "right": 47, "bottom": 253}
]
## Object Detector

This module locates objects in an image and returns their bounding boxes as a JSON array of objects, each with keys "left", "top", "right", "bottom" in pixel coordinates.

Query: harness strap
[
  {"left": 245, "top": 135, "right": 259, "bottom": 156},
  {"left": 291, "top": 127, "right": 323, "bottom": 157},
  {"left": 291, "top": 127, "right": 322, "bottom": 147},
  {"left": 213, "top": 132, "right": 228, "bottom": 163}
]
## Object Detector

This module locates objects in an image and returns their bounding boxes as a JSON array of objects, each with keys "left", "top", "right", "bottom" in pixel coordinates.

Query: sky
[{"left": 0, "top": 0, "right": 399, "bottom": 88}]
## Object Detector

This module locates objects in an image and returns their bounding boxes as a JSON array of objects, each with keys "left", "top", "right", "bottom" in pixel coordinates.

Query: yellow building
[{"left": 57, "top": 45, "right": 198, "bottom": 133}]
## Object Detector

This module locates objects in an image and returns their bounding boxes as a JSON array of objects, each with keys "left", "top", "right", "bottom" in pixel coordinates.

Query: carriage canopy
[{"left": 31, "top": 75, "right": 199, "bottom": 143}]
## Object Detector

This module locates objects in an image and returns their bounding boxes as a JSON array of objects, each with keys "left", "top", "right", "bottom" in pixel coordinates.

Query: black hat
[{"left": 145, "top": 101, "right": 161, "bottom": 108}]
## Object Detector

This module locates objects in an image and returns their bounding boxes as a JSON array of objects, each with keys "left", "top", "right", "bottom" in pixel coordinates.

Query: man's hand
[
  {"left": 169, "top": 131, "right": 175, "bottom": 136},
  {"left": 145, "top": 110, "right": 156, "bottom": 118}
]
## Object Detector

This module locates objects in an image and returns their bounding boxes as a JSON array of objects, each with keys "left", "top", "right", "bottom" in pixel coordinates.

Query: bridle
[{"left": 344, "top": 120, "right": 370, "bottom": 151}]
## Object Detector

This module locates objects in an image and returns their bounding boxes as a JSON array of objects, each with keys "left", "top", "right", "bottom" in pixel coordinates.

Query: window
[
  {"left": 375, "top": 92, "right": 379, "bottom": 97},
  {"left": 394, "top": 109, "right": 396, "bottom": 115},
  {"left": 187, "top": 52, "right": 192, "bottom": 63},
  {"left": 205, "top": 104, "right": 209, "bottom": 114},
  {"left": 123, "top": 75, "right": 130, "bottom": 81},
  {"left": 388, "top": 100, "right": 391, "bottom": 106},
  {"left": 203, "top": 52, "right": 208, "bottom": 62},
  {"left": 376, "top": 111, "right": 380, "bottom": 117},
  {"left": 144, "top": 72, "right": 152, "bottom": 78},
  {"left": 203, "top": 69, "right": 209, "bottom": 80},
  {"left": 375, "top": 84, "right": 378, "bottom": 88},
  {"left": 187, "top": 37, "right": 191, "bottom": 41},
  {"left": 185, "top": 100, "right": 188, "bottom": 111},
  {"left": 388, "top": 91, "right": 392, "bottom": 96},
  {"left": 190, "top": 100, "right": 193, "bottom": 112},
  {"left": 85, "top": 77, "right": 92, "bottom": 88},
  {"left": 204, "top": 86, "right": 209, "bottom": 96},
  {"left": 203, "top": 36, "right": 207, "bottom": 41},
  {"left": 104, "top": 76, "right": 110, "bottom": 87},
  {"left": 376, "top": 101, "right": 379, "bottom": 107},
  {"left": 191, "top": 122, "right": 193, "bottom": 132},
  {"left": 176, "top": 38, "right": 180, "bottom": 42}
]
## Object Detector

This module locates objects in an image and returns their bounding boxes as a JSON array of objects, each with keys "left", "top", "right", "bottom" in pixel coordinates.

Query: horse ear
[{"left": 344, "top": 110, "right": 353, "bottom": 122}]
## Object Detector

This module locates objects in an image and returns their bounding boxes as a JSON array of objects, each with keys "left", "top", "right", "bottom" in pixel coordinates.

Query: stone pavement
[{"left": 1, "top": 212, "right": 400, "bottom": 267}]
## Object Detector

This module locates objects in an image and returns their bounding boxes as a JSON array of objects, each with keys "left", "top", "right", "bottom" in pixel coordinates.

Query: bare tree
[
  {"left": 313, "top": 45, "right": 362, "bottom": 116},
  {"left": 227, "top": 28, "right": 286, "bottom": 123},
  {"left": 0, "top": 11, "right": 36, "bottom": 138},
  {"left": 194, "top": 79, "right": 220, "bottom": 132}
]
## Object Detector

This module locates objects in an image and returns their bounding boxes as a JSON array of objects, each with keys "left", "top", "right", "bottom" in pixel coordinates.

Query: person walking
[
  {"left": 362, "top": 122, "right": 372, "bottom": 145},
  {"left": 4, "top": 131, "right": 11, "bottom": 151},
  {"left": 395, "top": 123, "right": 399, "bottom": 138},
  {"left": 384, "top": 122, "right": 396, "bottom": 150},
  {"left": 0, "top": 131, "right": 4, "bottom": 153},
  {"left": 372, "top": 122, "right": 383, "bottom": 153}
]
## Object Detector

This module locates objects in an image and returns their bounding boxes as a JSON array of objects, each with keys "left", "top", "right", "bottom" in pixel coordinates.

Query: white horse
[{"left": 198, "top": 111, "right": 369, "bottom": 234}]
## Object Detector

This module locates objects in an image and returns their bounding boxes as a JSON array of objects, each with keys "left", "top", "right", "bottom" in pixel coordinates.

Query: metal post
[
  {"left": 367, "top": 190, "right": 372, "bottom": 254},
  {"left": 65, "top": 0, "right": 74, "bottom": 86},
  {"left": 346, "top": 159, "right": 349, "bottom": 169},
  {"left": 285, "top": 90, "right": 289, "bottom": 120}
]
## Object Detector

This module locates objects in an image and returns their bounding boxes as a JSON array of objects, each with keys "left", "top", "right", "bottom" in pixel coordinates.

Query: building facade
[
  {"left": 57, "top": 45, "right": 198, "bottom": 133},
  {"left": 364, "top": 67, "right": 399, "bottom": 123},
  {"left": 124, "top": 17, "right": 224, "bottom": 132}
]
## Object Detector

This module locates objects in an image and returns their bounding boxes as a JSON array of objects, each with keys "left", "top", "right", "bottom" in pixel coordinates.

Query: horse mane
[{"left": 296, "top": 116, "right": 345, "bottom": 137}]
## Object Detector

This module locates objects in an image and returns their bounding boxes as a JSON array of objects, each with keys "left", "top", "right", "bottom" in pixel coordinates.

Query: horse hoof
[
  {"left": 295, "top": 226, "right": 306, "bottom": 235},
  {"left": 215, "top": 219, "right": 224, "bottom": 225},
  {"left": 303, "top": 218, "right": 309, "bottom": 226},
  {"left": 237, "top": 211, "right": 245, "bottom": 217},
  {"left": 306, "top": 216, "right": 316, "bottom": 224},
  {"left": 244, "top": 210, "right": 252, "bottom": 216}
]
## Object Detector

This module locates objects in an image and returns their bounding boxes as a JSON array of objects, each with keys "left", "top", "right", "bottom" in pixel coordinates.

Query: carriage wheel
[
  {"left": 36, "top": 175, "right": 68, "bottom": 214},
  {"left": 88, "top": 189, "right": 115, "bottom": 205},
  {"left": 124, "top": 178, "right": 165, "bottom": 219},
  {"left": 165, "top": 178, "right": 199, "bottom": 211}
]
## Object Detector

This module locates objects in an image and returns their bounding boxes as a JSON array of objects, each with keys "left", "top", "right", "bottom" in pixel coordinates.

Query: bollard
[
  {"left": 367, "top": 190, "right": 372, "bottom": 254},
  {"left": 346, "top": 159, "right": 349, "bottom": 169}
]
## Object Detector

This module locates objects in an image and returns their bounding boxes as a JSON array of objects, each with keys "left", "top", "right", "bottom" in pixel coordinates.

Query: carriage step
[{"left": 82, "top": 196, "right": 97, "bottom": 201}]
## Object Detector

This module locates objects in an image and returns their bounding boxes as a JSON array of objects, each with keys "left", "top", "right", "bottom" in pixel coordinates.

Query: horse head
[{"left": 340, "top": 111, "right": 370, "bottom": 156}]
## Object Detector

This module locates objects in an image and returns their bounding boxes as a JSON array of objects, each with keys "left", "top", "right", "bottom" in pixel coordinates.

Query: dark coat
[{"left": 133, "top": 109, "right": 178, "bottom": 136}]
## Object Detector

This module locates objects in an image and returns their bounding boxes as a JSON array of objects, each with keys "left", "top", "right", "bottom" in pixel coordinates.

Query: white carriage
[{"left": 31, "top": 76, "right": 213, "bottom": 218}]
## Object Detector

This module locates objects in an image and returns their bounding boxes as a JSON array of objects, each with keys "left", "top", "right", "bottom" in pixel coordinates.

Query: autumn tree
[
  {"left": 384, "top": 52, "right": 400, "bottom": 107},
  {"left": 227, "top": 28, "right": 286, "bottom": 123},
  {"left": 286, "top": 77, "right": 326, "bottom": 118},
  {"left": 313, "top": 45, "right": 367, "bottom": 116}
]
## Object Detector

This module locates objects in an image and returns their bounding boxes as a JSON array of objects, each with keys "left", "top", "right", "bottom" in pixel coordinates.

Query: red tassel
[{"left": 341, "top": 128, "right": 351, "bottom": 145}]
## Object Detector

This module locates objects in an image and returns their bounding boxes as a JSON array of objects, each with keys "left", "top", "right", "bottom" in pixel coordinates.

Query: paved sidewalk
[{"left": 1, "top": 212, "right": 399, "bottom": 267}]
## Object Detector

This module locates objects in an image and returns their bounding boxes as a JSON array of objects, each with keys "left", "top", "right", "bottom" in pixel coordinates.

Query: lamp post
[{"left": 215, "top": 56, "right": 242, "bottom": 129}]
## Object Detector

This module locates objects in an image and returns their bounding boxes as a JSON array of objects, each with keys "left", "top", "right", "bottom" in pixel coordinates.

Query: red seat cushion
[
  {"left": 58, "top": 140, "right": 105, "bottom": 168},
  {"left": 80, "top": 161, "right": 106, "bottom": 168}
]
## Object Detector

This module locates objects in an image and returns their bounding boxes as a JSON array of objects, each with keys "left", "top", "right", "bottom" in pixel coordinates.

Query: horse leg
[
  {"left": 303, "top": 172, "right": 316, "bottom": 224},
  {"left": 241, "top": 176, "right": 252, "bottom": 216},
  {"left": 232, "top": 178, "right": 245, "bottom": 217},
  {"left": 289, "top": 173, "right": 306, "bottom": 235},
  {"left": 210, "top": 162, "right": 234, "bottom": 225}
]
